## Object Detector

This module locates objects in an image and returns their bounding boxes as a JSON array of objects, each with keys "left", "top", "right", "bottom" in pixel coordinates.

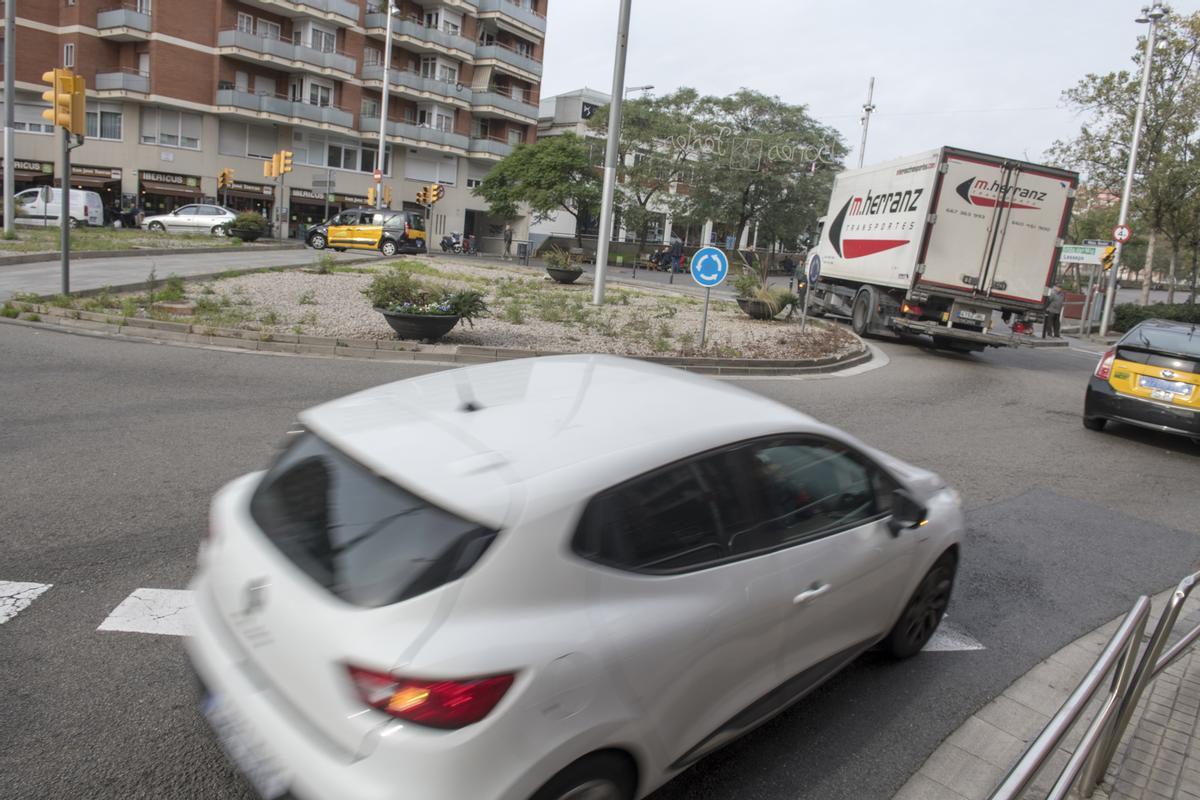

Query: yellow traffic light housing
[
  {"left": 1101, "top": 245, "right": 1116, "bottom": 271},
  {"left": 263, "top": 159, "right": 276, "bottom": 178},
  {"left": 383, "top": 185, "right": 393, "bottom": 207},
  {"left": 41, "top": 69, "right": 86, "bottom": 136},
  {"left": 68, "top": 73, "right": 86, "bottom": 136},
  {"left": 280, "top": 150, "right": 294, "bottom": 174},
  {"left": 416, "top": 188, "right": 428, "bottom": 205},
  {"left": 271, "top": 152, "right": 284, "bottom": 177},
  {"left": 431, "top": 184, "right": 445, "bottom": 203},
  {"left": 367, "top": 187, "right": 377, "bottom": 206},
  {"left": 218, "top": 168, "right": 235, "bottom": 189}
]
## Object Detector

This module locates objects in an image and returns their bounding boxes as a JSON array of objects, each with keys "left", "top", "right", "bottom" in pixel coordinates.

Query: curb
[
  {"left": 894, "top": 586, "right": 1179, "bottom": 800},
  {"left": 0, "top": 300, "right": 871, "bottom": 376},
  {"left": 0, "top": 241, "right": 302, "bottom": 267}
]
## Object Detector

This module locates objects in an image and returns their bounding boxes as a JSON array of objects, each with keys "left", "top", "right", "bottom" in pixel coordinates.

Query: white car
[
  {"left": 186, "top": 355, "right": 964, "bottom": 800},
  {"left": 142, "top": 203, "right": 237, "bottom": 236}
]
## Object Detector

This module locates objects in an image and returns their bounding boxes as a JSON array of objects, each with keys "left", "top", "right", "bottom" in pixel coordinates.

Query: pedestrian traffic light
[
  {"left": 383, "top": 185, "right": 393, "bottom": 207},
  {"left": 280, "top": 150, "right": 294, "bottom": 174},
  {"left": 1101, "top": 245, "right": 1116, "bottom": 271},
  {"left": 218, "top": 168, "right": 234, "bottom": 189}
]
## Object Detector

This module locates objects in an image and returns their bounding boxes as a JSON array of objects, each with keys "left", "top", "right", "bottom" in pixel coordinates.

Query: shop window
[{"left": 85, "top": 104, "right": 123, "bottom": 141}]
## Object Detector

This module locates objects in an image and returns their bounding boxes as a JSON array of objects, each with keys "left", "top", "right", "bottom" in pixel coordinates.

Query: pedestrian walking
[
  {"left": 669, "top": 234, "right": 683, "bottom": 273},
  {"left": 503, "top": 224, "right": 513, "bottom": 260},
  {"left": 1044, "top": 284, "right": 1064, "bottom": 338}
]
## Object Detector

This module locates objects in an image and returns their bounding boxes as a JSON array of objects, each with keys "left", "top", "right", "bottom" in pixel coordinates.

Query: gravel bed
[{"left": 169, "top": 257, "right": 860, "bottom": 360}]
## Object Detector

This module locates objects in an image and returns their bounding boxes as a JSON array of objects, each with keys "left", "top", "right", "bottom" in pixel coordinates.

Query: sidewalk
[
  {"left": 894, "top": 591, "right": 1200, "bottom": 800},
  {"left": 0, "top": 246, "right": 369, "bottom": 300}
]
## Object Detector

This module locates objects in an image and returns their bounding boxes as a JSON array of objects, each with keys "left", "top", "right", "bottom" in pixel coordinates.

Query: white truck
[{"left": 806, "top": 146, "right": 1078, "bottom": 351}]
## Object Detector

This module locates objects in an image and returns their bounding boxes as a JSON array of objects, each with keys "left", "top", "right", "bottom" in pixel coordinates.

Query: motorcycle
[{"left": 440, "top": 232, "right": 463, "bottom": 253}]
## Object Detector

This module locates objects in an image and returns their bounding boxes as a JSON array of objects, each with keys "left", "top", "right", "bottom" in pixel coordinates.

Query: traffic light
[
  {"left": 271, "top": 152, "right": 284, "bottom": 177},
  {"left": 416, "top": 187, "right": 429, "bottom": 205},
  {"left": 218, "top": 168, "right": 234, "bottom": 189},
  {"left": 263, "top": 158, "right": 277, "bottom": 178},
  {"left": 280, "top": 150, "right": 294, "bottom": 174},
  {"left": 1101, "top": 245, "right": 1116, "bottom": 271},
  {"left": 68, "top": 74, "right": 86, "bottom": 136},
  {"left": 367, "top": 187, "right": 376, "bottom": 206},
  {"left": 42, "top": 69, "right": 72, "bottom": 131},
  {"left": 383, "top": 185, "right": 393, "bottom": 207},
  {"left": 428, "top": 183, "right": 445, "bottom": 204}
]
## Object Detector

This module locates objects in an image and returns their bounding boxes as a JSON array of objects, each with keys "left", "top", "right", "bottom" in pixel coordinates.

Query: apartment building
[{"left": 0, "top": 0, "right": 547, "bottom": 241}]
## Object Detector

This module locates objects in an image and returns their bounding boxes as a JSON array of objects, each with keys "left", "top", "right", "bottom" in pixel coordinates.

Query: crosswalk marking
[
  {"left": 0, "top": 581, "right": 52, "bottom": 624},
  {"left": 925, "top": 621, "right": 986, "bottom": 652},
  {"left": 97, "top": 588, "right": 194, "bottom": 637}
]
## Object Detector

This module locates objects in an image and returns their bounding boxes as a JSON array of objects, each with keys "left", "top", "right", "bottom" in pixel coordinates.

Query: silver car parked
[{"left": 142, "top": 204, "right": 238, "bottom": 236}]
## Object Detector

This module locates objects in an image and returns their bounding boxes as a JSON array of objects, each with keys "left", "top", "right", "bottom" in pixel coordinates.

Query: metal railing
[
  {"left": 96, "top": 5, "right": 151, "bottom": 32},
  {"left": 990, "top": 570, "right": 1200, "bottom": 799},
  {"left": 95, "top": 67, "right": 149, "bottom": 93}
]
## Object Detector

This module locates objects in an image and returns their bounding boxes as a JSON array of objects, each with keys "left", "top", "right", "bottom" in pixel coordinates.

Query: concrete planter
[
  {"left": 377, "top": 308, "right": 460, "bottom": 342},
  {"left": 546, "top": 267, "right": 583, "bottom": 284},
  {"left": 736, "top": 297, "right": 782, "bottom": 320}
]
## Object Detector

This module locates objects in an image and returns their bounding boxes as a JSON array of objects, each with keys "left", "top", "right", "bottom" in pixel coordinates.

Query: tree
[
  {"left": 674, "top": 89, "right": 846, "bottom": 251},
  {"left": 587, "top": 89, "right": 704, "bottom": 251},
  {"left": 1049, "top": 12, "right": 1200, "bottom": 306},
  {"left": 471, "top": 133, "right": 601, "bottom": 246}
]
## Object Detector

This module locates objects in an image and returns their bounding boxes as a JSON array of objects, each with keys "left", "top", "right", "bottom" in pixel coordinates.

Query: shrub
[
  {"left": 363, "top": 266, "right": 426, "bottom": 309},
  {"left": 1112, "top": 302, "right": 1200, "bottom": 332},
  {"left": 228, "top": 212, "right": 267, "bottom": 242},
  {"left": 543, "top": 246, "right": 581, "bottom": 271},
  {"left": 445, "top": 289, "right": 488, "bottom": 326},
  {"left": 1, "top": 303, "right": 18, "bottom": 319},
  {"left": 158, "top": 273, "right": 186, "bottom": 302}
]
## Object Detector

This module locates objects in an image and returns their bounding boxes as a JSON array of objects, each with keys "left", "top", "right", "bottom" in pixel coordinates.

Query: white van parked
[{"left": 12, "top": 186, "right": 104, "bottom": 227}]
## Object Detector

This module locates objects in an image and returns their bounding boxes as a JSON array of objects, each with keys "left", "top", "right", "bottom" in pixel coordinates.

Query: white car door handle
[{"left": 793, "top": 584, "right": 831, "bottom": 605}]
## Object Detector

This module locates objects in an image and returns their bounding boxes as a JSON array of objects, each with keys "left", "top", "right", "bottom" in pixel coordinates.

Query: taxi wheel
[
  {"left": 309, "top": 233, "right": 327, "bottom": 250},
  {"left": 380, "top": 239, "right": 398, "bottom": 257},
  {"left": 1083, "top": 416, "right": 1107, "bottom": 431}
]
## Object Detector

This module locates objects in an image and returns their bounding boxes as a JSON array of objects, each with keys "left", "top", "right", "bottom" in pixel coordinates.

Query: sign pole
[
  {"left": 800, "top": 287, "right": 809, "bottom": 335},
  {"left": 700, "top": 287, "right": 711, "bottom": 349},
  {"left": 61, "top": 126, "right": 70, "bottom": 294},
  {"left": 1080, "top": 264, "right": 1099, "bottom": 337},
  {"left": 688, "top": 246, "right": 729, "bottom": 352}
]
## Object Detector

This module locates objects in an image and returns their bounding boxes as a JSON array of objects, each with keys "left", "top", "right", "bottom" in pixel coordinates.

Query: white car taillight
[{"left": 346, "top": 665, "right": 514, "bottom": 729}]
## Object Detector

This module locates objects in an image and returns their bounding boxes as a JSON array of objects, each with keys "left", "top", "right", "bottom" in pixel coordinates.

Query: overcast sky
[{"left": 541, "top": 0, "right": 1198, "bottom": 167}]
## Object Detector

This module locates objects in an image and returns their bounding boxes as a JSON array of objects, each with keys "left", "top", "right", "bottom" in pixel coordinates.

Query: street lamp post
[
  {"left": 625, "top": 84, "right": 653, "bottom": 98},
  {"left": 592, "top": 0, "right": 633, "bottom": 306},
  {"left": 4, "top": 0, "right": 15, "bottom": 237},
  {"left": 376, "top": 2, "right": 398, "bottom": 210},
  {"left": 1100, "top": 2, "right": 1168, "bottom": 337}
]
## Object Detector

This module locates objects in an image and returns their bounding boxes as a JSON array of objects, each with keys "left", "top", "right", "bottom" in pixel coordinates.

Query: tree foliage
[{"left": 471, "top": 133, "right": 601, "bottom": 244}]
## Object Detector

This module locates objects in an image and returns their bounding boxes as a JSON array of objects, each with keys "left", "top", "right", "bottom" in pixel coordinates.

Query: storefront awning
[
  {"left": 140, "top": 181, "right": 202, "bottom": 198},
  {"left": 225, "top": 187, "right": 274, "bottom": 201},
  {"left": 69, "top": 174, "right": 121, "bottom": 188}
]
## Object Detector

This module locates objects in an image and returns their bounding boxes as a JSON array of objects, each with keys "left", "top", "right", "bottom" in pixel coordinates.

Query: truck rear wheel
[{"left": 851, "top": 288, "right": 876, "bottom": 337}]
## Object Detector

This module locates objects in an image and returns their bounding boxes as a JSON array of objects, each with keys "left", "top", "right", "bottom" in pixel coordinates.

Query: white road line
[
  {"left": 0, "top": 581, "right": 52, "bottom": 624},
  {"left": 97, "top": 588, "right": 194, "bottom": 637},
  {"left": 925, "top": 621, "right": 986, "bottom": 652}
]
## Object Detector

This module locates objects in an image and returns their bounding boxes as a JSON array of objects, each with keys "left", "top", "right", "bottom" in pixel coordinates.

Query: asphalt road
[{"left": 1, "top": 324, "right": 1197, "bottom": 800}]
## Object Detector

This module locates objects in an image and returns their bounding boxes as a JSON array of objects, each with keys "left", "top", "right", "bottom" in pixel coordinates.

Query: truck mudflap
[{"left": 889, "top": 317, "right": 1066, "bottom": 349}]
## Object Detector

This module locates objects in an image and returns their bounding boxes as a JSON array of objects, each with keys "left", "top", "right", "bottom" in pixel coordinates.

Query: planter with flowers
[
  {"left": 542, "top": 246, "right": 584, "bottom": 284},
  {"left": 364, "top": 265, "right": 487, "bottom": 343}
]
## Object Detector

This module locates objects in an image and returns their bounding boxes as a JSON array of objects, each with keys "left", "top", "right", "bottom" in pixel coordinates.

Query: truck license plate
[{"left": 956, "top": 310, "right": 987, "bottom": 322}]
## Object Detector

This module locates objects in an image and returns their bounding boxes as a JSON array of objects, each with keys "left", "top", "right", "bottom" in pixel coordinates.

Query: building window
[
  {"left": 136, "top": 0, "right": 151, "bottom": 13},
  {"left": 404, "top": 151, "right": 456, "bottom": 186},
  {"left": 85, "top": 104, "right": 123, "bottom": 141},
  {"left": 310, "top": 26, "right": 335, "bottom": 53},
  {"left": 420, "top": 56, "right": 436, "bottom": 79},
  {"left": 236, "top": 12, "right": 253, "bottom": 33},
  {"left": 507, "top": 127, "right": 523, "bottom": 146},
  {"left": 309, "top": 81, "right": 332, "bottom": 107},
  {"left": 438, "top": 64, "right": 457, "bottom": 84},
  {"left": 256, "top": 19, "right": 281, "bottom": 40},
  {"left": 515, "top": 40, "right": 531, "bottom": 58},
  {"left": 294, "top": 130, "right": 390, "bottom": 175},
  {"left": 63, "top": 43, "right": 75, "bottom": 68},
  {"left": 140, "top": 107, "right": 202, "bottom": 149},
  {"left": 361, "top": 98, "right": 380, "bottom": 118},
  {"left": 466, "top": 177, "right": 482, "bottom": 188},
  {"left": 364, "top": 46, "right": 381, "bottom": 67},
  {"left": 14, "top": 103, "right": 54, "bottom": 135}
]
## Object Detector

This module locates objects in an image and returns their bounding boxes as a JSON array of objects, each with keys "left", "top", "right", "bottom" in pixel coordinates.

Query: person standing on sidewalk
[
  {"left": 1044, "top": 284, "right": 1064, "bottom": 338},
  {"left": 502, "top": 224, "right": 513, "bottom": 261},
  {"left": 669, "top": 234, "right": 683, "bottom": 274}
]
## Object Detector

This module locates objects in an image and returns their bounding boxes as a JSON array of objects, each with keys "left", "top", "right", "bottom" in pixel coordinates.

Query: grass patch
[
  {"left": 1, "top": 303, "right": 18, "bottom": 318},
  {"left": 297, "top": 289, "right": 317, "bottom": 305},
  {"left": 299, "top": 310, "right": 319, "bottom": 326},
  {"left": 502, "top": 301, "right": 527, "bottom": 324},
  {"left": 47, "top": 294, "right": 77, "bottom": 309},
  {"left": 157, "top": 273, "right": 186, "bottom": 302},
  {"left": 313, "top": 253, "right": 337, "bottom": 274},
  {"left": 0, "top": 226, "right": 242, "bottom": 254},
  {"left": 24, "top": 312, "right": 41, "bottom": 322},
  {"left": 259, "top": 308, "right": 281, "bottom": 326},
  {"left": 119, "top": 297, "right": 140, "bottom": 318}
]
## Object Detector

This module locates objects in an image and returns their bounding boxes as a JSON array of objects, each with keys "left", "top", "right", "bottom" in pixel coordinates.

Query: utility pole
[
  {"left": 4, "top": 0, "right": 15, "bottom": 237},
  {"left": 857, "top": 77, "right": 875, "bottom": 169},
  {"left": 591, "top": 0, "right": 633, "bottom": 306},
  {"left": 1100, "top": 3, "right": 1167, "bottom": 337},
  {"left": 376, "top": 2, "right": 397, "bottom": 210}
]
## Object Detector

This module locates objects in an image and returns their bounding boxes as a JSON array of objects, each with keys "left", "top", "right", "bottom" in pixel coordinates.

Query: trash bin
[{"left": 517, "top": 242, "right": 528, "bottom": 263}]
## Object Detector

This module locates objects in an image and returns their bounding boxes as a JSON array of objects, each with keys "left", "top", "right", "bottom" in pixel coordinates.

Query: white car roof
[{"left": 300, "top": 355, "right": 818, "bottom": 527}]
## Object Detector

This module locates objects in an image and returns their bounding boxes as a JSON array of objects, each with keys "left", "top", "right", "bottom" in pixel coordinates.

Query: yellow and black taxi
[
  {"left": 305, "top": 208, "right": 426, "bottom": 256},
  {"left": 1084, "top": 318, "right": 1200, "bottom": 446}
]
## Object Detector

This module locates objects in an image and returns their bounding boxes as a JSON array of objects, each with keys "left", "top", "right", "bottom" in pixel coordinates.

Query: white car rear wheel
[
  {"left": 212, "top": 224, "right": 227, "bottom": 237},
  {"left": 531, "top": 753, "right": 635, "bottom": 800},
  {"left": 148, "top": 221, "right": 166, "bottom": 232}
]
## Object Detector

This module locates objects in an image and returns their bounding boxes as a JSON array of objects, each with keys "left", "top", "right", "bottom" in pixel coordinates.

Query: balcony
[
  {"left": 476, "top": 0, "right": 547, "bottom": 37},
  {"left": 361, "top": 115, "right": 470, "bottom": 152},
  {"left": 408, "top": 0, "right": 478, "bottom": 13},
  {"left": 95, "top": 69, "right": 149, "bottom": 94},
  {"left": 472, "top": 90, "right": 538, "bottom": 122},
  {"left": 365, "top": 13, "right": 475, "bottom": 60},
  {"left": 474, "top": 43, "right": 542, "bottom": 79},
  {"left": 361, "top": 64, "right": 472, "bottom": 106},
  {"left": 96, "top": 6, "right": 151, "bottom": 41},
  {"left": 294, "top": 0, "right": 360, "bottom": 22},
  {"left": 469, "top": 136, "right": 514, "bottom": 159},
  {"left": 216, "top": 89, "right": 354, "bottom": 129},
  {"left": 217, "top": 29, "right": 357, "bottom": 77}
]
